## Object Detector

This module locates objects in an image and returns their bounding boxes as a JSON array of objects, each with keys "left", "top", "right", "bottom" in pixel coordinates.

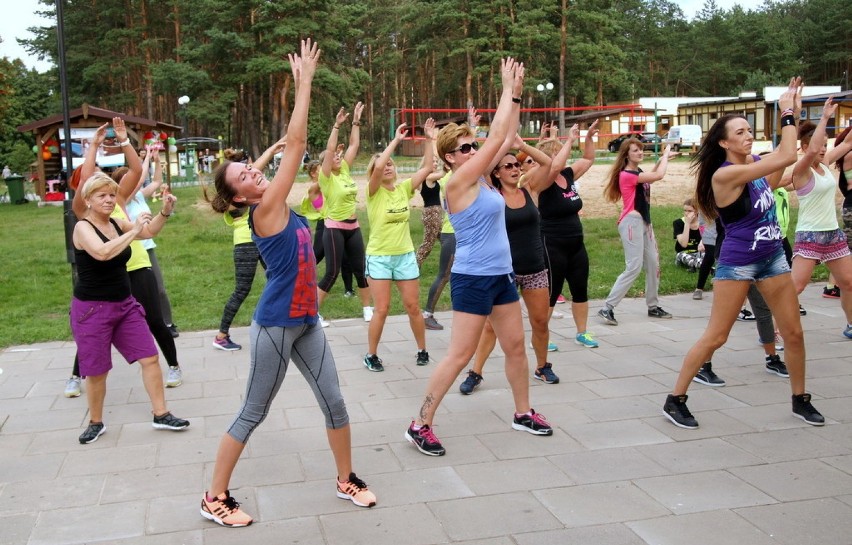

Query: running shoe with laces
[
  {"left": 530, "top": 341, "right": 558, "bottom": 352},
  {"left": 844, "top": 324, "right": 852, "bottom": 339},
  {"left": 692, "top": 361, "right": 726, "bottom": 386},
  {"left": 511, "top": 409, "right": 553, "bottom": 435},
  {"left": 423, "top": 315, "right": 443, "bottom": 330},
  {"left": 213, "top": 335, "right": 242, "bottom": 351},
  {"left": 166, "top": 366, "right": 183, "bottom": 388},
  {"left": 78, "top": 421, "right": 105, "bottom": 444},
  {"left": 737, "top": 308, "right": 755, "bottom": 321},
  {"left": 662, "top": 394, "right": 698, "bottom": 429},
  {"left": 167, "top": 323, "right": 180, "bottom": 338},
  {"left": 575, "top": 331, "right": 599, "bottom": 348},
  {"left": 765, "top": 354, "right": 789, "bottom": 377},
  {"left": 551, "top": 310, "right": 564, "bottom": 319},
  {"left": 799, "top": 305, "right": 807, "bottom": 316},
  {"left": 64, "top": 375, "right": 82, "bottom": 398},
  {"left": 344, "top": 290, "right": 355, "bottom": 298},
  {"left": 692, "top": 289, "right": 703, "bottom": 300},
  {"left": 598, "top": 307, "right": 618, "bottom": 325},
  {"left": 792, "top": 393, "right": 825, "bottom": 426},
  {"left": 823, "top": 286, "right": 840, "bottom": 299},
  {"left": 318, "top": 314, "right": 330, "bottom": 328},
  {"left": 152, "top": 412, "right": 190, "bottom": 431},
  {"left": 415, "top": 349, "right": 430, "bottom": 366},
  {"left": 336, "top": 472, "right": 377, "bottom": 507},
  {"left": 533, "top": 362, "right": 560, "bottom": 384},
  {"left": 405, "top": 422, "right": 446, "bottom": 456},
  {"left": 556, "top": 294, "right": 566, "bottom": 304},
  {"left": 201, "top": 490, "right": 253, "bottom": 527},
  {"left": 363, "top": 353, "right": 384, "bottom": 372},
  {"left": 459, "top": 370, "right": 483, "bottom": 394},
  {"left": 648, "top": 306, "right": 672, "bottom": 319}
]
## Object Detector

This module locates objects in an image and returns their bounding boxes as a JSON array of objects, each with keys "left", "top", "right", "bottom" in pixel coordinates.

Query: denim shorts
[
  {"left": 365, "top": 252, "right": 419, "bottom": 281},
  {"left": 714, "top": 247, "right": 790, "bottom": 282},
  {"left": 450, "top": 272, "right": 519, "bottom": 315},
  {"left": 70, "top": 296, "right": 157, "bottom": 378}
]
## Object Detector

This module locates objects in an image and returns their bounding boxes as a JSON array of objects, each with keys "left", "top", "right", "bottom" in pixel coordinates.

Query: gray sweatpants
[
  {"left": 227, "top": 321, "right": 349, "bottom": 444},
  {"left": 605, "top": 213, "right": 660, "bottom": 309}
]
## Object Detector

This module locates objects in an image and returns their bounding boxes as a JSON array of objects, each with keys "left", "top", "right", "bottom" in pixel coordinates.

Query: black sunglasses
[
  {"left": 500, "top": 162, "right": 521, "bottom": 170},
  {"left": 450, "top": 142, "right": 479, "bottom": 154}
]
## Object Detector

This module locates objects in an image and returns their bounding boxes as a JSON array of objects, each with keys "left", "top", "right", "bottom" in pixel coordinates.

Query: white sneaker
[
  {"left": 166, "top": 366, "right": 183, "bottom": 388},
  {"left": 64, "top": 376, "right": 82, "bottom": 398},
  {"left": 318, "top": 314, "right": 330, "bottom": 328},
  {"left": 551, "top": 310, "right": 564, "bottom": 319},
  {"left": 363, "top": 307, "right": 374, "bottom": 322}
]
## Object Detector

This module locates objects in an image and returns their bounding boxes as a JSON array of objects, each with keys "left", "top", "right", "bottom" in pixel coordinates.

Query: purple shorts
[{"left": 70, "top": 296, "right": 157, "bottom": 377}]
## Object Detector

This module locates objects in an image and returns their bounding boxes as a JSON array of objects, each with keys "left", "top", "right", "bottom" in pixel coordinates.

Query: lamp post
[
  {"left": 536, "top": 82, "right": 554, "bottom": 110},
  {"left": 177, "top": 96, "right": 195, "bottom": 182}
]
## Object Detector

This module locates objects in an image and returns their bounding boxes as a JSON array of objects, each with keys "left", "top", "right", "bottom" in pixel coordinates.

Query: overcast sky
[{"left": 3, "top": 0, "right": 765, "bottom": 73}]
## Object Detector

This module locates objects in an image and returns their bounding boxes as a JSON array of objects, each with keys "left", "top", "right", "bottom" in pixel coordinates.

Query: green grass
[{"left": 0, "top": 185, "right": 821, "bottom": 348}]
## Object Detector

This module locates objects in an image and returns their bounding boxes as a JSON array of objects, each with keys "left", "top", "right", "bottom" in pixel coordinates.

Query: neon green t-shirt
[
  {"left": 223, "top": 210, "right": 253, "bottom": 245},
  {"left": 773, "top": 187, "right": 790, "bottom": 236},
  {"left": 366, "top": 178, "right": 415, "bottom": 255},
  {"left": 438, "top": 171, "right": 455, "bottom": 235},
  {"left": 299, "top": 192, "right": 325, "bottom": 222},
  {"left": 318, "top": 160, "right": 358, "bottom": 221},
  {"left": 111, "top": 207, "right": 151, "bottom": 271}
]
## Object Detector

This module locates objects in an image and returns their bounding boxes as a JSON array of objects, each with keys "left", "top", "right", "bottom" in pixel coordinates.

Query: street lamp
[{"left": 536, "top": 82, "right": 554, "bottom": 110}]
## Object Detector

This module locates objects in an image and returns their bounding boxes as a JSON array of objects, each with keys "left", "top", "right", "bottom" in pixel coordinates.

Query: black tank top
[
  {"left": 504, "top": 188, "right": 545, "bottom": 275},
  {"left": 73, "top": 218, "right": 132, "bottom": 301},
  {"left": 539, "top": 166, "right": 584, "bottom": 238},
  {"left": 420, "top": 180, "right": 441, "bottom": 207}
]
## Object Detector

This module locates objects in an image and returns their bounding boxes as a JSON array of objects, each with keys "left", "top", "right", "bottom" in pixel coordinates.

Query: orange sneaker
[
  {"left": 336, "top": 473, "right": 377, "bottom": 508},
  {"left": 200, "top": 491, "right": 253, "bottom": 527}
]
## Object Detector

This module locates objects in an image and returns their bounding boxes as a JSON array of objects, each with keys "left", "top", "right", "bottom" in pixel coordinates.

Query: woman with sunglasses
[
  {"left": 405, "top": 58, "right": 554, "bottom": 457},
  {"left": 317, "top": 102, "right": 373, "bottom": 323},
  {"left": 201, "top": 41, "right": 376, "bottom": 527},
  {"left": 361, "top": 120, "right": 436, "bottom": 372}
]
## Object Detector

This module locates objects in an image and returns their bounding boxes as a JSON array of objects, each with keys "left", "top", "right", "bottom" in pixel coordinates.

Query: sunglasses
[
  {"left": 524, "top": 158, "right": 535, "bottom": 165},
  {"left": 450, "top": 141, "right": 479, "bottom": 154},
  {"left": 500, "top": 162, "right": 521, "bottom": 170}
]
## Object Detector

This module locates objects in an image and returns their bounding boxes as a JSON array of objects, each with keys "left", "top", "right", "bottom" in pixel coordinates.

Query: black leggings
[
  {"left": 313, "top": 221, "right": 353, "bottom": 292},
  {"left": 219, "top": 242, "right": 265, "bottom": 334},
  {"left": 696, "top": 244, "right": 716, "bottom": 290},
  {"left": 317, "top": 226, "right": 367, "bottom": 293},
  {"left": 543, "top": 234, "right": 589, "bottom": 306},
  {"left": 72, "top": 267, "right": 178, "bottom": 376}
]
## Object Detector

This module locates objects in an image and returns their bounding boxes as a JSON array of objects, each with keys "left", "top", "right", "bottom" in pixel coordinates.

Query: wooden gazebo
[{"left": 17, "top": 104, "right": 182, "bottom": 198}]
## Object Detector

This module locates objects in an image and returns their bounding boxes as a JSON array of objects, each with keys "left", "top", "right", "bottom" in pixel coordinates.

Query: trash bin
[{"left": 4, "top": 175, "right": 26, "bottom": 204}]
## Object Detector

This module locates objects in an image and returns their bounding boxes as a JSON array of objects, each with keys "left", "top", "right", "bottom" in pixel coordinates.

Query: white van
[{"left": 663, "top": 125, "right": 702, "bottom": 151}]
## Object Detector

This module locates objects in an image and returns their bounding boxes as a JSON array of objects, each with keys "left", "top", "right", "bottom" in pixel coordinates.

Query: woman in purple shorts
[
  {"left": 404, "top": 58, "right": 553, "bottom": 458},
  {"left": 70, "top": 119, "right": 189, "bottom": 445},
  {"left": 789, "top": 98, "right": 852, "bottom": 339},
  {"left": 664, "top": 77, "right": 825, "bottom": 429}
]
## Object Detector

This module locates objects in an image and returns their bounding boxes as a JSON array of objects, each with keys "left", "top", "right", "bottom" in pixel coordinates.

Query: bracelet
[
  {"left": 160, "top": 210, "right": 171, "bottom": 218},
  {"left": 512, "top": 97, "right": 522, "bottom": 104},
  {"left": 780, "top": 108, "right": 794, "bottom": 117},
  {"left": 780, "top": 114, "right": 796, "bottom": 128},
  {"left": 118, "top": 139, "right": 131, "bottom": 147},
  {"left": 352, "top": 121, "right": 361, "bottom": 126},
  {"left": 332, "top": 125, "right": 340, "bottom": 130}
]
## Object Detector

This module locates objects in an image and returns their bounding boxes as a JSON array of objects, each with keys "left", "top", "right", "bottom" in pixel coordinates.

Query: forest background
[{"left": 0, "top": 0, "right": 850, "bottom": 173}]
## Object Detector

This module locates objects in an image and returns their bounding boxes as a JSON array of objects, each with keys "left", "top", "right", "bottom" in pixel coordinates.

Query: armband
[
  {"left": 511, "top": 97, "right": 522, "bottom": 104},
  {"left": 780, "top": 115, "right": 796, "bottom": 128}
]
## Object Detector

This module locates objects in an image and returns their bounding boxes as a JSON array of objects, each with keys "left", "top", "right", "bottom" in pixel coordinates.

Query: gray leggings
[
  {"left": 227, "top": 321, "right": 349, "bottom": 444},
  {"left": 747, "top": 284, "right": 776, "bottom": 344}
]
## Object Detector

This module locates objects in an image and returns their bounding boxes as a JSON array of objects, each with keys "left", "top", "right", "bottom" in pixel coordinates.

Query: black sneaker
[
  {"left": 822, "top": 286, "right": 840, "bottom": 299},
  {"left": 737, "top": 308, "right": 755, "bottom": 321},
  {"left": 792, "top": 393, "right": 825, "bottom": 426},
  {"left": 415, "top": 350, "right": 430, "bottom": 366},
  {"left": 152, "top": 412, "right": 190, "bottom": 431},
  {"left": 765, "top": 354, "right": 789, "bottom": 378},
  {"left": 511, "top": 409, "right": 553, "bottom": 436},
  {"left": 363, "top": 354, "right": 384, "bottom": 372},
  {"left": 533, "top": 362, "right": 560, "bottom": 384},
  {"left": 459, "top": 370, "right": 483, "bottom": 395},
  {"left": 167, "top": 323, "right": 180, "bottom": 338},
  {"left": 78, "top": 422, "right": 105, "bottom": 444},
  {"left": 405, "top": 422, "right": 446, "bottom": 456},
  {"left": 648, "top": 306, "right": 672, "bottom": 319},
  {"left": 598, "top": 307, "right": 618, "bottom": 325},
  {"left": 662, "top": 394, "right": 698, "bottom": 429},
  {"left": 799, "top": 305, "right": 807, "bottom": 316},
  {"left": 693, "top": 361, "right": 726, "bottom": 386}
]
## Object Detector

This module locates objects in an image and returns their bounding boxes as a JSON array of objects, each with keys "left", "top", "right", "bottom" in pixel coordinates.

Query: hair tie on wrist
[
  {"left": 352, "top": 121, "right": 361, "bottom": 126},
  {"left": 512, "top": 97, "right": 522, "bottom": 104}
]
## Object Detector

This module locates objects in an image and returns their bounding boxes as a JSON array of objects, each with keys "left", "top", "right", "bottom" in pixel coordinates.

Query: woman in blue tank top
[
  {"left": 201, "top": 41, "right": 376, "bottom": 529},
  {"left": 404, "top": 58, "right": 553, "bottom": 459},
  {"left": 664, "top": 77, "right": 825, "bottom": 430}
]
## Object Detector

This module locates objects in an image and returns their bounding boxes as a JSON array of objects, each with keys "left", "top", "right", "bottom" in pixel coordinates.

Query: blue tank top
[
  {"left": 447, "top": 179, "right": 512, "bottom": 275},
  {"left": 717, "top": 156, "right": 782, "bottom": 266},
  {"left": 250, "top": 207, "right": 319, "bottom": 327}
]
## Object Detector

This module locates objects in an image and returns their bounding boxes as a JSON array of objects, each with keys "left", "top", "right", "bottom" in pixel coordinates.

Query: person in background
[
  {"left": 693, "top": 212, "right": 717, "bottom": 300},
  {"left": 673, "top": 198, "right": 703, "bottom": 272}
]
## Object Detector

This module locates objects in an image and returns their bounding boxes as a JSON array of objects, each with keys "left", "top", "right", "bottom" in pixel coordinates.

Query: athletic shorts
[
  {"left": 793, "top": 229, "right": 850, "bottom": 264},
  {"left": 70, "top": 296, "right": 157, "bottom": 378},
  {"left": 365, "top": 252, "right": 419, "bottom": 281},
  {"left": 514, "top": 269, "right": 549, "bottom": 291},
  {"left": 450, "top": 272, "right": 518, "bottom": 315},
  {"left": 714, "top": 247, "right": 790, "bottom": 282}
]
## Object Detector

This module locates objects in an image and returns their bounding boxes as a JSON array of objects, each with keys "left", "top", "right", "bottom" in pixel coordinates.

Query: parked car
[
  {"left": 662, "top": 124, "right": 702, "bottom": 151},
  {"left": 608, "top": 132, "right": 662, "bottom": 153}
]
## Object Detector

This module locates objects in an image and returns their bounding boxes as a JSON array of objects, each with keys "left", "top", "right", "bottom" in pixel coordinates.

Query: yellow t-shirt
[
  {"left": 366, "top": 179, "right": 415, "bottom": 255},
  {"left": 223, "top": 210, "right": 253, "bottom": 245},
  {"left": 111, "top": 206, "right": 151, "bottom": 271},
  {"left": 438, "top": 171, "right": 455, "bottom": 235},
  {"left": 299, "top": 191, "right": 325, "bottom": 222},
  {"left": 318, "top": 160, "right": 358, "bottom": 221}
]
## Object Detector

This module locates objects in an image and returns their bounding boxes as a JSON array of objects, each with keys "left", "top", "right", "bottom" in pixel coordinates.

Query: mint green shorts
[{"left": 365, "top": 252, "right": 419, "bottom": 281}]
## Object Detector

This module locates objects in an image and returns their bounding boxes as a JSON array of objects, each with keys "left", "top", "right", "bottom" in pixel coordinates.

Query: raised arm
[
  {"left": 410, "top": 119, "right": 436, "bottom": 192},
  {"left": 714, "top": 77, "right": 802, "bottom": 189},
  {"left": 253, "top": 135, "right": 287, "bottom": 172},
  {"left": 637, "top": 144, "right": 676, "bottom": 184},
  {"left": 791, "top": 97, "right": 836, "bottom": 189},
  {"left": 825, "top": 104, "right": 852, "bottom": 167},
  {"left": 570, "top": 120, "right": 599, "bottom": 180},
  {"left": 253, "top": 38, "right": 319, "bottom": 234},
  {"left": 344, "top": 102, "right": 363, "bottom": 166},
  {"left": 113, "top": 117, "right": 143, "bottom": 195},
  {"left": 73, "top": 122, "right": 108, "bottom": 219},
  {"left": 369, "top": 123, "right": 408, "bottom": 197},
  {"left": 321, "top": 107, "right": 349, "bottom": 177},
  {"left": 119, "top": 145, "right": 153, "bottom": 203},
  {"left": 141, "top": 149, "right": 163, "bottom": 198},
  {"left": 515, "top": 133, "right": 554, "bottom": 194}
]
